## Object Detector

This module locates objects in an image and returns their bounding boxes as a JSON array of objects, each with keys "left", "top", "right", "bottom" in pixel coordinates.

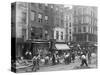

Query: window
[
  {"left": 74, "top": 17, "right": 78, "bottom": 24},
  {"left": 81, "top": 17, "right": 83, "bottom": 24},
  {"left": 61, "top": 20, "right": 63, "bottom": 25},
  {"left": 81, "top": 8, "right": 83, "bottom": 15},
  {"left": 45, "top": 30, "right": 48, "bottom": 40},
  {"left": 69, "top": 36, "right": 71, "bottom": 41},
  {"left": 38, "top": 14, "right": 42, "bottom": 18},
  {"left": 83, "top": 16, "right": 87, "bottom": 24},
  {"left": 22, "top": 29, "right": 26, "bottom": 41},
  {"left": 74, "top": 9, "right": 78, "bottom": 15},
  {"left": 69, "top": 16, "right": 71, "bottom": 21},
  {"left": 78, "top": 8, "right": 82, "bottom": 15},
  {"left": 45, "top": 16, "right": 48, "bottom": 20},
  {"left": 69, "top": 32, "right": 71, "bottom": 34},
  {"left": 89, "top": 27, "right": 91, "bottom": 33},
  {"left": 61, "top": 32, "right": 63, "bottom": 40},
  {"left": 56, "top": 7, "right": 58, "bottom": 11},
  {"left": 51, "top": 5, "right": 53, "bottom": 8},
  {"left": 88, "top": 27, "right": 90, "bottom": 33},
  {"left": 93, "top": 28, "right": 94, "bottom": 34},
  {"left": 89, "top": 17, "right": 91, "bottom": 24},
  {"left": 56, "top": 18, "right": 59, "bottom": 25},
  {"left": 91, "top": 18, "right": 92, "bottom": 25},
  {"left": 69, "top": 22, "right": 71, "bottom": 27},
  {"left": 85, "top": 8, "right": 88, "bottom": 15},
  {"left": 22, "top": 12, "right": 26, "bottom": 24},
  {"left": 91, "top": 9, "right": 93, "bottom": 16},
  {"left": 38, "top": 13, "right": 42, "bottom": 23},
  {"left": 66, "top": 16, "right": 68, "bottom": 21},
  {"left": 31, "top": 27, "right": 43, "bottom": 39},
  {"left": 30, "top": 11, "right": 35, "bottom": 21},
  {"left": 88, "top": 8, "right": 91, "bottom": 15},
  {"left": 83, "top": 8, "right": 86, "bottom": 14},
  {"left": 78, "top": 27, "right": 81, "bottom": 32},
  {"left": 31, "top": 3, "right": 36, "bottom": 7},
  {"left": 56, "top": 31, "right": 59, "bottom": 40},
  {"left": 74, "top": 27, "right": 77, "bottom": 33},
  {"left": 69, "top": 29, "right": 71, "bottom": 34},
  {"left": 83, "top": 26, "right": 86, "bottom": 32},
  {"left": 60, "top": 9, "right": 63, "bottom": 13},
  {"left": 45, "top": 16, "right": 48, "bottom": 23},
  {"left": 78, "top": 17, "right": 81, "bottom": 24},
  {"left": 85, "top": 16, "right": 89, "bottom": 24},
  {"left": 45, "top": 3, "right": 48, "bottom": 6},
  {"left": 38, "top": 4, "right": 42, "bottom": 9}
]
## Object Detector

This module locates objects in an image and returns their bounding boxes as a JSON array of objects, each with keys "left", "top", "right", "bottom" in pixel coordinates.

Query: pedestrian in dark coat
[
  {"left": 37, "top": 55, "right": 40, "bottom": 70},
  {"left": 87, "top": 50, "right": 91, "bottom": 64},
  {"left": 32, "top": 56, "right": 37, "bottom": 72},
  {"left": 80, "top": 54, "right": 88, "bottom": 67},
  {"left": 52, "top": 54, "right": 56, "bottom": 65},
  {"left": 72, "top": 52, "right": 75, "bottom": 63},
  {"left": 64, "top": 53, "right": 69, "bottom": 64},
  {"left": 68, "top": 53, "right": 71, "bottom": 64}
]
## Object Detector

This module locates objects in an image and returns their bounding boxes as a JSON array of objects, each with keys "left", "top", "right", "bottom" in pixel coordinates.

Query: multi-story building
[
  {"left": 11, "top": 2, "right": 66, "bottom": 57},
  {"left": 27, "top": 3, "right": 56, "bottom": 41},
  {"left": 12, "top": 2, "right": 97, "bottom": 57},
  {"left": 53, "top": 4, "right": 66, "bottom": 42},
  {"left": 73, "top": 5, "right": 97, "bottom": 47},
  {"left": 64, "top": 7, "right": 73, "bottom": 43},
  {"left": 11, "top": 2, "right": 28, "bottom": 57}
]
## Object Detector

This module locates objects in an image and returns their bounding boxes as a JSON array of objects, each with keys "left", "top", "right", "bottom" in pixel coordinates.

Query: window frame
[
  {"left": 61, "top": 32, "right": 63, "bottom": 40},
  {"left": 56, "top": 31, "right": 59, "bottom": 40},
  {"left": 38, "top": 13, "right": 42, "bottom": 23}
]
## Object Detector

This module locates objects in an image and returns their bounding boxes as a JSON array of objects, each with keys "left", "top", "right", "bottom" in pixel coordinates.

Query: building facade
[
  {"left": 27, "top": 3, "right": 56, "bottom": 41},
  {"left": 11, "top": 2, "right": 66, "bottom": 57},
  {"left": 73, "top": 5, "right": 97, "bottom": 45},
  {"left": 12, "top": 2, "right": 97, "bottom": 57},
  {"left": 53, "top": 4, "right": 66, "bottom": 42},
  {"left": 64, "top": 7, "right": 73, "bottom": 43},
  {"left": 11, "top": 2, "right": 28, "bottom": 57}
]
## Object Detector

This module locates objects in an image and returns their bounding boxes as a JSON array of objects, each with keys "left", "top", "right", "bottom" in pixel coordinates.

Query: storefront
[
  {"left": 50, "top": 41, "right": 70, "bottom": 56},
  {"left": 23, "top": 40, "right": 50, "bottom": 59},
  {"left": 31, "top": 41, "right": 50, "bottom": 56},
  {"left": 55, "top": 43, "right": 70, "bottom": 56}
]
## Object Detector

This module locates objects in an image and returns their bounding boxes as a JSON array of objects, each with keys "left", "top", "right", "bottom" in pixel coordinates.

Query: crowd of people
[
  {"left": 13, "top": 46, "right": 97, "bottom": 72},
  {"left": 30, "top": 50, "right": 77, "bottom": 72},
  {"left": 30, "top": 48, "right": 97, "bottom": 72}
]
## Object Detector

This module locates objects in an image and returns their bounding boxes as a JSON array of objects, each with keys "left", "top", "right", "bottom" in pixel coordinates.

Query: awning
[{"left": 55, "top": 44, "right": 70, "bottom": 50}]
